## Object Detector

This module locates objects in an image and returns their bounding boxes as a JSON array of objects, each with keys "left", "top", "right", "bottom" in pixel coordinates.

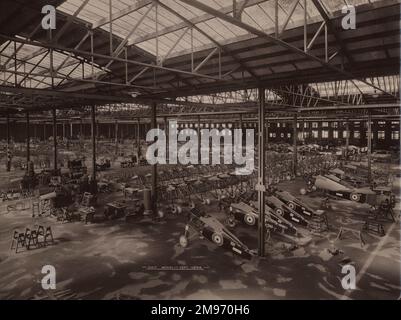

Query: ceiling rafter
[
  {"left": 178, "top": 0, "right": 398, "bottom": 100},
  {"left": 156, "top": 0, "right": 260, "bottom": 81}
]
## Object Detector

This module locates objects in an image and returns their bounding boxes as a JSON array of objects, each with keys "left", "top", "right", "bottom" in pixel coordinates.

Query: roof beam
[
  {"left": 233, "top": 0, "right": 250, "bottom": 20},
  {"left": 178, "top": 0, "right": 398, "bottom": 99},
  {"left": 311, "top": 0, "right": 355, "bottom": 65},
  {"left": 194, "top": 47, "right": 218, "bottom": 73},
  {"left": 54, "top": 0, "right": 90, "bottom": 42},
  {"left": 0, "top": 34, "right": 222, "bottom": 82},
  {"left": 105, "top": 3, "right": 155, "bottom": 69},
  {"left": 128, "top": 0, "right": 265, "bottom": 45},
  {"left": 92, "top": 0, "right": 153, "bottom": 29},
  {"left": 157, "top": 0, "right": 260, "bottom": 81},
  {"left": 279, "top": 0, "right": 300, "bottom": 36},
  {"left": 3, "top": 2, "right": 89, "bottom": 73}
]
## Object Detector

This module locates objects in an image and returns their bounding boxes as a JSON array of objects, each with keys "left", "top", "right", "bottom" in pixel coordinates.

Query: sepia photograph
[{"left": 0, "top": 0, "right": 399, "bottom": 307}]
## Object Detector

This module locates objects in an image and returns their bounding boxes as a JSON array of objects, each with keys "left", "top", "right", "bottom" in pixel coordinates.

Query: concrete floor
[{"left": 0, "top": 163, "right": 399, "bottom": 300}]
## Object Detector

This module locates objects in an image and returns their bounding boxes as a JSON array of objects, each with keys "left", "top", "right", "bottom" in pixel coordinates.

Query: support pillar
[
  {"left": 6, "top": 113, "right": 11, "bottom": 172},
  {"left": 345, "top": 120, "right": 350, "bottom": 161},
  {"left": 239, "top": 114, "right": 243, "bottom": 191},
  {"left": 257, "top": 87, "right": 266, "bottom": 257},
  {"left": 91, "top": 105, "right": 97, "bottom": 193},
  {"left": 137, "top": 118, "right": 140, "bottom": 159},
  {"left": 151, "top": 103, "right": 157, "bottom": 213},
  {"left": 367, "top": 114, "right": 372, "bottom": 182},
  {"left": 26, "top": 111, "right": 30, "bottom": 163},
  {"left": 197, "top": 115, "right": 201, "bottom": 162},
  {"left": 52, "top": 108, "right": 57, "bottom": 173},
  {"left": 164, "top": 117, "right": 169, "bottom": 161},
  {"left": 115, "top": 120, "right": 118, "bottom": 155},
  {"left": 293, "top": 114, "right": 298, "bottom": 176}
]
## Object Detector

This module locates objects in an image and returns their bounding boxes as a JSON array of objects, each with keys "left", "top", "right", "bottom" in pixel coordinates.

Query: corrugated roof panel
[
  {"left": 244, "top": 4, "right": 274, "bottom": 31},
  {"left": 56, "top": 0, "right": 388, "bottom": 60},
  {"left": 167, "top": 0, "right": 205, "bottom": 19}
]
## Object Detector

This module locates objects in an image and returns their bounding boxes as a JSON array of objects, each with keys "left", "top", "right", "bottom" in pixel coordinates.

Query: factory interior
[{"left": 0, "top": 0, "right": 400, "bottom": 300}]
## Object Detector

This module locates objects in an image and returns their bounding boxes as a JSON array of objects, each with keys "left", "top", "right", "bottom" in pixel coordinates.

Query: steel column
[
  {"left": 293, "top": 114, "right": 298, "bottom": 175},
  {"left": 345, "top": 120, "right": 350, "bottom": 160},
  {"left": 91, "top": 105, "right": 97, "bottom": 192},
  {"left": 197, "top": 115, "right": 201, "bottom": 162},
  {"left": 137, "top": 118, "right": 141, "bottom": 158},
  {"left": 164, "top": 117, "right": 169, "bottom": 161},
  {"left": 26, "top": 112, "right": 30, "bottom": 163},
  {"left": 257, "top": 87, "right": 266, "bottom": 257},
  {"left": 115, "top": 120, "right": 118, "bottom": 154},
  {"left": 6, "top": 113, "right": 11, "bottom": 171},
  {"left": 367, "top": 113, "right": 372, "bottom": 182},
  {"left": 239, "top": 114, "right": 243, "bottom": 142},
  {"left": 151, "top": 103, "right": 157, "bottom": 213},
  {"left": 52, "top": 108, "right": 57, "bottom": 173},
  {"left": 239, "top": 113, "right": 243, "bottom": 192}
]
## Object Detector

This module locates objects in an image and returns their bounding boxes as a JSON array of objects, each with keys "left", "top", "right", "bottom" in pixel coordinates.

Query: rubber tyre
[
  {"left": 212, "top": 233, "right": 224, "bottom": 246},
  {"left": 350, "top": 193, "right": 361, "bottom": 202},
  {"left": 244, "top": 214, "right": 256, "bottom": 226}
]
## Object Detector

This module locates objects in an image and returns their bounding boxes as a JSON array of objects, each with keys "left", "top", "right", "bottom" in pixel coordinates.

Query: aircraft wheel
[
  {"left": 275, "top": 208, "right": 284, "bottom": 216},
  {"left": 300, "top": 188, "right": 307, "bottom": 195},
  {"left": 189, "top": 202, "right": 195, "bottom": 209},
  {"left": 212, "top": 233, "right": 224, "bottom": 246},
  {"left": 179, "top": 235, "right": 188, "bottom": 248},
  {"left": 288, "top": 202, "right": 296, "bottom": 210},
  {"left": 244, "top": 214, "right": 256, "bottom": 226},
  {"left": 350, "top": 193, "right": 361, "bottom": 202}
]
